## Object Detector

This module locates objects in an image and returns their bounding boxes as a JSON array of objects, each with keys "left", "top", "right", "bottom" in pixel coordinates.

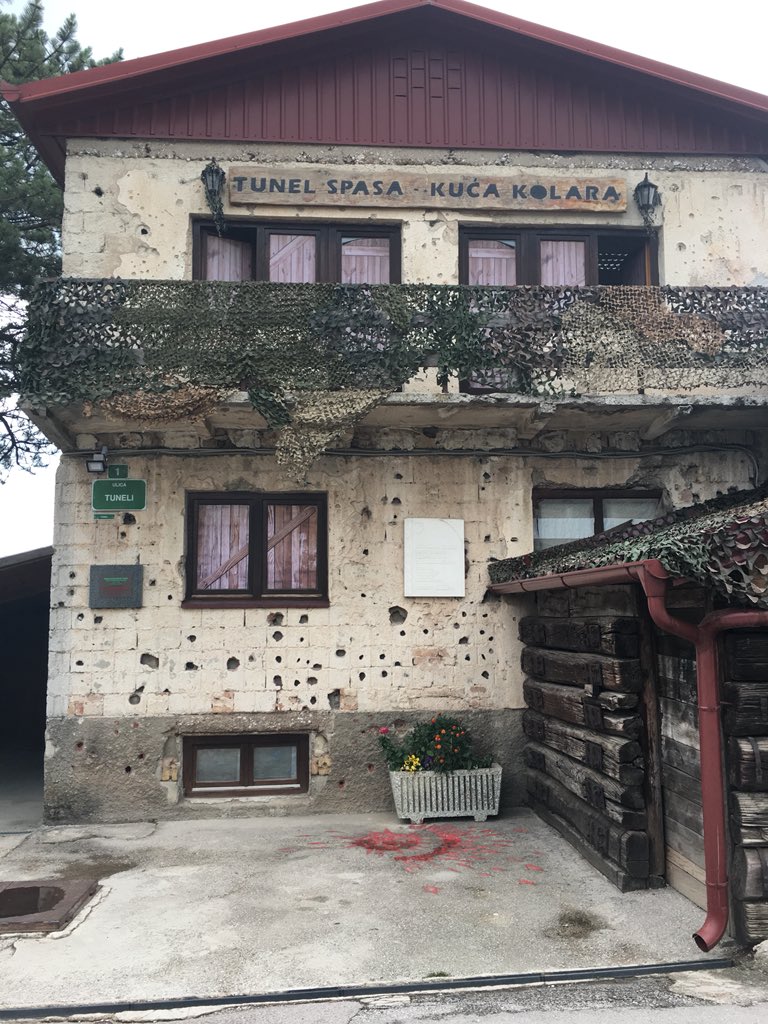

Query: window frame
[
  {"left": 193, "top": 218, "right": 402, "bottom": 283},
  {"left": 184, "top": 491, "right": 329, "bottom": 608},
  {"left": 459, "top": 226, "right": 658, "bottom": 287},
  {"left": 183, "top": 733, "right": 310, "bottom": 798},
  {"left": 532, "top": 488, "right": 663, "bottom": 551}
]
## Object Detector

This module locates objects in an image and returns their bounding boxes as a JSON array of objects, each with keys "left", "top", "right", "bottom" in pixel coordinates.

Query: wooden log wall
[
  {"left": 521, "top": 586, "right": 663, "bottom": 892},
  {"left": 723, "top": 631, "right": 768, "bottom": 946}
]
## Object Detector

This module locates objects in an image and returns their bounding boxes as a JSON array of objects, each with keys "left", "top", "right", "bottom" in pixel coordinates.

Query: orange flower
[
  {"left": 441, "top": 729, "right": 446, "bottom": 734},
  {"left": 436, "top": 743, "right": 441, "bottom": 749}
]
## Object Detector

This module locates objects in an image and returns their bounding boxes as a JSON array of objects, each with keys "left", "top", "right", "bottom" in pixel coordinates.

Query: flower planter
[{"left": 389, "top": 764, "right": 502, "bottom": 824}]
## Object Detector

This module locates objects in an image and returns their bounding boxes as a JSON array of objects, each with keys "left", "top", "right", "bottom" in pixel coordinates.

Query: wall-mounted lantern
[
  {"left": 633, "top": 172, "right": 662, "bottom": 231},
  {"left": 85, "top": 446, "right": 108, "bottom": 474},
  {"left": 201, "top": 158, "right": 227, "bottom": 236}
]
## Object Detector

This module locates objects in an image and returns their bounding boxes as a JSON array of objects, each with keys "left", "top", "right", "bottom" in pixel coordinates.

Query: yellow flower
[{"left": 402, "top": 754, "right": 421, "bottom": 772}]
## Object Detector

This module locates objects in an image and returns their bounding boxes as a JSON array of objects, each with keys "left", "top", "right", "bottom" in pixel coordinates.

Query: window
[
  {"left": 195, "top": 221, "right": 400, "bottom": 283},
  {"left": 183, "top": 734, "right": 309, "bottom": 797},
  {"left": 460, "top": 228, "right": 655, "bottom": 287},
  {"left": 533, "top": 490, "right": 663, "bottom": 551},
  {"left": 185, "top": 492, "right": 328, "bottom": 606}
]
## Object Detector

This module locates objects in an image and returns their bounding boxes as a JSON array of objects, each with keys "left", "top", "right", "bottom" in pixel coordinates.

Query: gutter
[{"left": 490, "top": 558, "right": 768, "bottom": 951}]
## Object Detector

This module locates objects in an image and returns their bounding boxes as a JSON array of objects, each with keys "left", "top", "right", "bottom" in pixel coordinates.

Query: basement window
[
  {"left": 183, "top": 734, "right": 309, "bottom": 797},
  {"left": 533, "top": 489, "right": 663, "bottom": 550}
]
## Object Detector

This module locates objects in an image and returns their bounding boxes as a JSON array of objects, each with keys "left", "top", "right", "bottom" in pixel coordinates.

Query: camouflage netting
[
  {"left": 21, "top": 279, "right": 768, "bottom": 479},
  {"left": 488, "top": 485, "right": 768, "bottom": 609}
]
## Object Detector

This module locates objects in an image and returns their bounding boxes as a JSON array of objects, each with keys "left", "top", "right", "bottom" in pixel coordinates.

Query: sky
[{"left": 1, "top": 0, "right": 768, "bottom": 557}]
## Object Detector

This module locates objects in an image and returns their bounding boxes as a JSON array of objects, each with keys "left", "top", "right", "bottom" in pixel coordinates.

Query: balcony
[{"left": 19, "top": 279, "right": 768, "bottom": 471}]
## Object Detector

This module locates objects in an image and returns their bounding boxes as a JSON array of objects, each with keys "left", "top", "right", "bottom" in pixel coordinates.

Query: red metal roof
[{"left": 4, "top": 0, "right": 768, "bottom": 184}]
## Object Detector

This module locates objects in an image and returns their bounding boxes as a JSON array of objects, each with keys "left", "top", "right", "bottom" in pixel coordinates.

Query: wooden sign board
[{"left": 229, "top": 167, "right": 627, "bottom": 213}]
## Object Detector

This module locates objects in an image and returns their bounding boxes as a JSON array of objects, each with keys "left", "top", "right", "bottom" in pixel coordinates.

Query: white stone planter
[{"left": 389, "top": 764, "right": 502, "bottom": 824}]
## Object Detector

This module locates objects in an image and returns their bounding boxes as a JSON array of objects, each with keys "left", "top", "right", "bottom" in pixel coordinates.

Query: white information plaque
[{"left": 404, "top": 518, "right": 465, "bottom": 598}]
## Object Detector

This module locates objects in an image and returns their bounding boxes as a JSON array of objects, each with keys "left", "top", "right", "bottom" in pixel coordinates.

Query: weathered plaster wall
[
  {"left": 44, "top": 442, "right": 754, "bottom": 820},
  {"left": 62, "top": 141, "right": 768, "bottom": 287}
]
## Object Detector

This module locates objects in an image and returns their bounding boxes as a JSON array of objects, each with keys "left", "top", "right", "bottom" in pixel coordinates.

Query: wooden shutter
[
  {"left": 540, "top": 240, "right": 586, "bottom": 286},
  {"left": 268, "top": 234, "right": 317, "bottom": 282},
  {"left": 205, "top": 236, "right": 252, "bottom": 281},
  {"left": 341, "top": 237, "right": 391, "bottom": 284},
  {"left": 196, "top": 504, "right": 250, "bottom": 589},
  {"left": 266, "top": 504, "right": 318, "bottom": 591},
  {"left": 467, "top": 239, "right": 517, "bottom": 285}
]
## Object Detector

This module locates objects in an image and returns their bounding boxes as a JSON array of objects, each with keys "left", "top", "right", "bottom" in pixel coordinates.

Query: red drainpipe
[{"left": 491, "top": 557, "right": 768, "bottom": 950}]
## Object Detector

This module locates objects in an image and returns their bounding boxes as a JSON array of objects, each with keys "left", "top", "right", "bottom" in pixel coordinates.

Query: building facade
[{"left": 5, "top": 0, "right": 768, "bottom": 837}]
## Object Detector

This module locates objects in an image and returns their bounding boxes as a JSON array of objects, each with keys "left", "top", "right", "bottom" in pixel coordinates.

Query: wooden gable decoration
[{"left": 6, "top": 1, "right": 768, "bottom": 184}]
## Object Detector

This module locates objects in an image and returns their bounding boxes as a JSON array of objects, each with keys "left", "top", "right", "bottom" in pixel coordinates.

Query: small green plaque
[
  {"left": 108, "top": 464, "right": 129, "bottom": 479},
  {"left": 94, "top": 513, "right": 115, "bottom": 520},
  {"left": 92, "top": 479, "right": 147, "bottom": 511}
]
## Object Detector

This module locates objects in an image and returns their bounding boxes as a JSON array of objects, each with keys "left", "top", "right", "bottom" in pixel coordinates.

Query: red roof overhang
[{"left": 3, "top": 0, "right": 768, "bottom": 184}]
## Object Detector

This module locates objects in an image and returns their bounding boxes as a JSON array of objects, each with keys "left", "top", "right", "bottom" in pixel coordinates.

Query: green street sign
[
  {"left": 94, "top": 513, "right": 115, "bottom": 520},
  {"left": 92, "top": 479, "right": 146, "bottom": 511},
  {"left": 108, "top": 464, "right": 129, "bottom": 479}
]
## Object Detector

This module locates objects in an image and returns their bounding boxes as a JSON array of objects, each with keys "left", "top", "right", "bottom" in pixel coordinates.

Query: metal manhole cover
[{"left": 0, "top": 878, "right": 99, "bottom": 933}]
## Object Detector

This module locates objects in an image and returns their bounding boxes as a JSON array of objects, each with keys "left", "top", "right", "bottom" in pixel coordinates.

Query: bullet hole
[
  {"left": 123, "top": 513, "right": 136, "bottom": 525},
  {"left": 399, "top": 630, "right": 406, "bottom": 637},
  {"left": 453, "top": 622, "right": 460, "bottom": 629},
  {"left": 483, "top": 472, "right": 491, "bottom": 481},
  {"left": 299, "top": 614, "right": 309, "bottom": 624},
  {"left": 480, "top": 629, "right": 486, "bottom": 635},
  {"left": 465, "top": 654, "right": 471, "bottom": 661},
  {"left": 362, "top": 548, "right": 369, "bottom": 556},
  {"left": 273, "top": 675, "right": 283, "bottom": 688},
  {"left": 307, "top": 676, "right": 318, "bottom": 685},
  {"left": 482, "top": 613, "right": 489, "bottom": 619},
  {"left": 312, "top": 663, "right": 322, "bottom": 670},
  {"left": 461, "top": 611, "right": 467, "bottom": 618},
  {"left": 268, "top": 612, "right": 284, "bottom": 626},
  {"left": 68, "top": 588, "right": 75, "bottom": 596},
  {"left": 380, "top": 495, "right": 388, "bottom": 504},
  {"left": 138, "top": 753, "right": 145, "bottom": 760},
  {"left": 272, "top": 631, "right": 283, "bottom": 641},
  {"left": 310, "top": 696, "right": 317, "bottom": 705},
  {"left": 328, "top": 690, "right": 341, "bottom": 710},
  {"left": 275, "top": 656, "right": 282, "bottom": 663},
  {"left": 488, "top": 648, "right": 494, "bottom": 654},
  {"left": 336, "top": 649, "right": 346, "bottom": 657},
  {"left": 394, "top": 659, "right": 402, "bottom": 667},
  {"left": 140, "top": 653, "right": 159, "bottom": 669},
  {"left": 76, "top": 741, "right": 84, "bottom": 750},
  {"left": 114, "top": 728, "right": 120, "bottom": 735},
  {"left": 484, "top": 535, "right": 491, "bottom": 542},
  {"left": 128, "top": 692, "right": 142, "bottom": 705},
  {"left": 389, "top": 606, "right": 408, "bottom": 625},
  {"left": 361, "top": 506, "right": 372, "bottom": 519},
  {"left": 139, "top": 226, "right": 150, "bottom": 235},
  {"left": 381, "top": 671, "right": 388, "bottom": 677},
  {"left": 187, "top": 635, "right": 196, "bottom": 642},
  {"left": 294, "top": 679, "right": 301, "bottom": 687},
  {"left": 167, "top": 595, "right": 173, "bottom": 601},
  {"left": 481, "top": 671, "right": 490, "bottom": 679},
  {"left": 359, "top": 653, "right": 364, "bottom": 661},
  {"left": 75, "top": 659, "right": 84, "bottom": 667},
  {"left": 394, "top": 472, "right": 403, "bottom": 480},
  {"left": 366, "top": 763, "right": 375, "bottom": 772},
  {"left": 227, "top": 657, "right": 240, "bottom": 671},
  {"left": 361, "top": 593, "right": 367, "bottom": 598},
  {"left": 359, "top": 672, "right": 366, "bottom": 681},
  {"left": 125, "top": 765, "right": 132, "bottom": 773},
  {"left": 57, "top": 601, "right": 64, "bottom": 607},
  {"left": 488, "top": 636, "right": 494, "bottom": 642},
  {"left": 422, "top": 426, "right": 438, "bottom": 438},
  {"left": 299, "top": 637, "right": 305, "bottom": 643},
  {"left": 94, "top": 616, "right": 103, "bottom": 624},
  {"left": 338, "top": 779, "right": 346, "bottom": 789},
  {"left": 185, "top": 662, "right": 198, "bottom": 671},
  {"left": 77, "top": 613, "right": 84, "bottom": 621},
  {"left": 248, "top": 654, "right": 255, "bottom": 662},
  {"left": 69, "top": 571, "right": 77, "bottom": 580},
  {"left": 93, "top": 186, "right": 104, "bottom": 196},
  {"left": 120, "top": 532, "right": 127, "bottom": 539},
  {"left": 148, "top": 579, "right": 156, "bottom": 587},
  {"left": 459, "top": 637, "right": 469, "bottom": 645},
  {"left": 391, "top": 497, "right": 401, "bottom": 505},
  {"left": 162, "top": 688, "right": 171, "bottom": 695}
]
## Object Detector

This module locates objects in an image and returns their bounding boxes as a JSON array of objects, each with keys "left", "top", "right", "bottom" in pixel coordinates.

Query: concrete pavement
[{"left": 0, "top": 809, "right": 730, "bottom": 1013}]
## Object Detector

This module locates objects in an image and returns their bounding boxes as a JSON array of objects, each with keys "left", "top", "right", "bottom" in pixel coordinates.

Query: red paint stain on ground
[
  {"left": 525, "top": 864, "right": 544, "bottom": 871},
  {"left": 423, "top": 884, "right": 441, "bottom": 894},
  {"left": 519, "top": 879, "right": 536, "bottom": 885}
]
